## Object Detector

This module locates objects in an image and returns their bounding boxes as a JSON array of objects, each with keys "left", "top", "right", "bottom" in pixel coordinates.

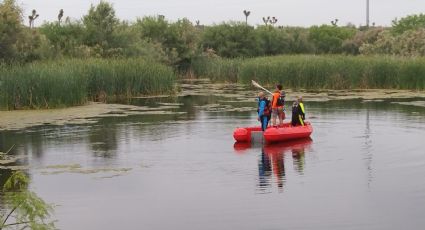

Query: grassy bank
[
  {"left": 0, "top": 58, "right": 175, "bottom": 110},
  {"left": 192, "top": 55, "right": 425, "bottom": 90}
]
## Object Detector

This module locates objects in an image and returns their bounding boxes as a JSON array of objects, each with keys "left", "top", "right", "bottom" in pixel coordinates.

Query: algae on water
[
  {"left": 41, "top": 164, "right": 133, "bottom": 176},
  {"left": 1, "top": 82, "right": 424, "bottom": 131},
  {"left": 391, "top": 101, "right": 425, "bottom": 107}
]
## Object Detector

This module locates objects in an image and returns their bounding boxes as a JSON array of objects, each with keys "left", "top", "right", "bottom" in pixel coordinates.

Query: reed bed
[
  {"left": 191, "top": 57, "right": 243, "bottom": 82},
  {"left": 0, "top": 58, "right": 175, "bottom": 110},
  {"left": 191, "top": 55, "right": 425, "bottom": 90}
]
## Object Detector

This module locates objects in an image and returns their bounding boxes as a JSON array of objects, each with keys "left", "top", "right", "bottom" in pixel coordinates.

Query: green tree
[
  {"left": 360, "top": 28, "right": 425, "bottom": 56},
  {"left": 0, "top": 171, "right": 55, "bottom": 230},
  {"left": 309, "top": 25, "right": 356, "bottom": 53},
  {"left": 15, "top": 27, "right": 55, "bottom": 62},
  {"left": 39, "top": 20, "right": 85, "bottom": 57},
  {"left": 255, "top": 26, "right": 291, "bottom": 55},
  {"left": 201, "top": 22, "right": 261, "bottom": 58},
  {"left": 0, "top": 0, "right": 23, "bottom": 62},
  {"left": 135, "top": 16, "right": 200, "bottom": 67},
  {"left": 111, "top": 21, "right": 170, "bottom": 62},
  {"left": 135, "top": 15, "right": 168, "bottom": 44},
  {"left": 82, "top": 1, "right": 119, "bottom": 50},
  {"left": 167, "top": 18, "right": 200, "bottom": 67},
  {"left": 393, "top": 28, "right": 425, "bottom": 56},
  {"left": 342, "top": 27, "right": 385, "bottom": 55},
  {"left": 283, "top": 27, "right": 315, "bottom": 54},
  {"left": 392, "top": 13, "right": 425, "bottom": 35}
]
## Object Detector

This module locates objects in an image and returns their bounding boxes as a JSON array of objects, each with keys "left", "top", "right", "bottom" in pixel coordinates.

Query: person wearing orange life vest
[
  {"left": 257, "top": 92, "right": 272, "bottom": 131},
  {"left": 271, "top": 84, "right": 286, "bottom": 127}
]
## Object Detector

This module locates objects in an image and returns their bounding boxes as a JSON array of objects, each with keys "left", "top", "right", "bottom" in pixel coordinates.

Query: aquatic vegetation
[
  {"left": 0, "top": 146, "right": 23, "bottom": 166},
  {"left": 0, "top": 154, "right": 25, "bottom": 165},
  {"left": 194, "top": 104, "right": 256, "bottom": 112},
  {"left": 1, "top": 81, "right": 424, "bottom": 130},
  {"left": 41, "top": 164, "right": 133, "bottom": 177},
  {"left": 191, "top": 55, "right": 425, "bottom": 90},
  {"left": 0, "top": 102, "right": 185, "bottom": 130},
  {"left": 392, "top": 101, "right": 425, "bottom": 107},
  {"left": 0, "top": 58, "right": 176, "bottom": 110},
  {"left": 191, "top": 57, "right": 242, "bottom": 82}
]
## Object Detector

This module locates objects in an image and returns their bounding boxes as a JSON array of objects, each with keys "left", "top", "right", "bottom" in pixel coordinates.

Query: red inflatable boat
[
  {"left": 233, "top": 137, "right": 313, "bottom": 153},
  {"left": 233, "top": 122, "right": 313, "bottom": 143}
]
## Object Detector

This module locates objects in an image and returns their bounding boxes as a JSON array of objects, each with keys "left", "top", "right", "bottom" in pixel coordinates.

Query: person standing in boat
[
  {"left": 257, "top": 92, "right": 272, "bottom": 131},
  {"left": 271, "top": 84, "right": 286, "bottom": 127},
  {"left": 291, "top": 97, "right": 305, "bottom": 126}
]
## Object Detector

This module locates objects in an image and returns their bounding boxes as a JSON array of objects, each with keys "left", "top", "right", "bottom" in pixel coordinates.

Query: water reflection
[
  {"left": 363, "top": 109, "right": 373, "bottom": 187},
  {"left": 291, "top": 144, "right": 306, "bottom": 175},
  {"left": 234, "top": 138, "right": 312, "bottom": 193},
  {"left": 261, "top": 145, "right": 286, "bottom": 192},
  {"left": 88, "top": 122, "right": 119, "bottom": 158}
]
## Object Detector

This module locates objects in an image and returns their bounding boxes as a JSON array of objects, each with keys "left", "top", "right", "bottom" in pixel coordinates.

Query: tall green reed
[
  {"left": 0, "top": 58, "right": 175, "bottom": 110},
  {"left": 191, "top": 55, "right": 425, "bottom": 90},
  {"left": 191, "top": 57, "right": 242, "bottom": 82}
]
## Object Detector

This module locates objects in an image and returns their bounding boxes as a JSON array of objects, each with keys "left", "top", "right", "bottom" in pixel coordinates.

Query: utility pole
[{"left": 366, "top": 0, "right": 370, "bottom": 27}]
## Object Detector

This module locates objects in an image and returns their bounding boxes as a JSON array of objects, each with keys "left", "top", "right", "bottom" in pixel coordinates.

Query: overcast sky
[{"left": 17, "top": 0, "right": 425, "bottom": 27}]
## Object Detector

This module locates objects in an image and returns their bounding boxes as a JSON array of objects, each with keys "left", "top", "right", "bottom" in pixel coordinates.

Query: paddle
[
  {"left": 251, "top": 80, "right": 273, "bottom": 95},
  {"left": 5, "top": 144, "right": 15, "bottom": 154}
]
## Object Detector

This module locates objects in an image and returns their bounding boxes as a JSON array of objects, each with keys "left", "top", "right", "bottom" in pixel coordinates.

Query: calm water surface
[{"left": 1, "top": 89, "right": 425, "bottom": 230}]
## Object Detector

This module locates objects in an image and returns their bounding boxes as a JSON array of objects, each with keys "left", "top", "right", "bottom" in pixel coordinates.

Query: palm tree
[
  {"left": 28, "top": 9, "right": 39, "bottom": 28},
  {"left": 243, "top": 10, "right": 251, "bottom": 25},
  {"left": 58, "top": 9, "right": 64, "bottom": 25},
  {"left": 262, "top": 16, "right": 270, "bottom": 26},
  {"left": 270, "top": 17, "right": 278, "bottom": 26},
  {"left": 262, "top": 16, "right": 278, "bottom": 27}
]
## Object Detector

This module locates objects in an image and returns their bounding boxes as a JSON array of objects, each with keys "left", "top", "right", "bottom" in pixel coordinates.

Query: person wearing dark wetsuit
[{"left": 291, "top": 97, "right": 305, "bottom": 126}]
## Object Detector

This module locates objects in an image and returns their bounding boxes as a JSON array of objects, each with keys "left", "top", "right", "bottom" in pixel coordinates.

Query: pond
[{"left": 1, "top": 82, "right": 425, "bottom": 230}]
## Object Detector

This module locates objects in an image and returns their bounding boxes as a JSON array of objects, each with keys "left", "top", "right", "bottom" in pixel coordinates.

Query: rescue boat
[{"left": 233, "top": 122, "right": 313, "bottom": 143}]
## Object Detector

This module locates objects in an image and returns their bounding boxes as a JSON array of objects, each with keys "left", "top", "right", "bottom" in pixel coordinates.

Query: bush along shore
[
  {"left": 0, "top": 58, "right": 176, "bottom": 110},
  {"left": 191, "top": 55, "right": 425, "bottom": 90}
]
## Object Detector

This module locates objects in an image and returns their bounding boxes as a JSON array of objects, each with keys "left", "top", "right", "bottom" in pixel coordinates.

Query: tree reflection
[{"left": 88, "top": 120, "right": 119, "bottom": 158}]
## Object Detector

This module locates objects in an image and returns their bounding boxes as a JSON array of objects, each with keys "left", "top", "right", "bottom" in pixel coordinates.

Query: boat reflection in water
[{"left": 234, "top": 138, "right": 313, "bottom": 193}]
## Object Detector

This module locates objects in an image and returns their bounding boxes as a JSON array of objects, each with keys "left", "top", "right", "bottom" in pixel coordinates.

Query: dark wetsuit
[{"left": 291, "top": 102, "right": 305, "bottom": 126}]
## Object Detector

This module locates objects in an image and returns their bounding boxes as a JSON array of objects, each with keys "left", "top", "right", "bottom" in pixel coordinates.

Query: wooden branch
[
  {"left": 3, "top": 221, "right": 30, "bottom": 227},
  {"left": 1, "top": 201, "right": 23, "bottom": 229},
  {"left": 1, "top": 206, "right": 18, "bottom": 228}
]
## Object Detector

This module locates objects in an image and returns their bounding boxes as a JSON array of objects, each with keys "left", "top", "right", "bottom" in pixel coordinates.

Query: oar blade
[
  {"left": 251, "top": 80, "right": 260, "bottom": 88},
  {"left": 251, "top": 80, "right": 273, "bottom": 95}
]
